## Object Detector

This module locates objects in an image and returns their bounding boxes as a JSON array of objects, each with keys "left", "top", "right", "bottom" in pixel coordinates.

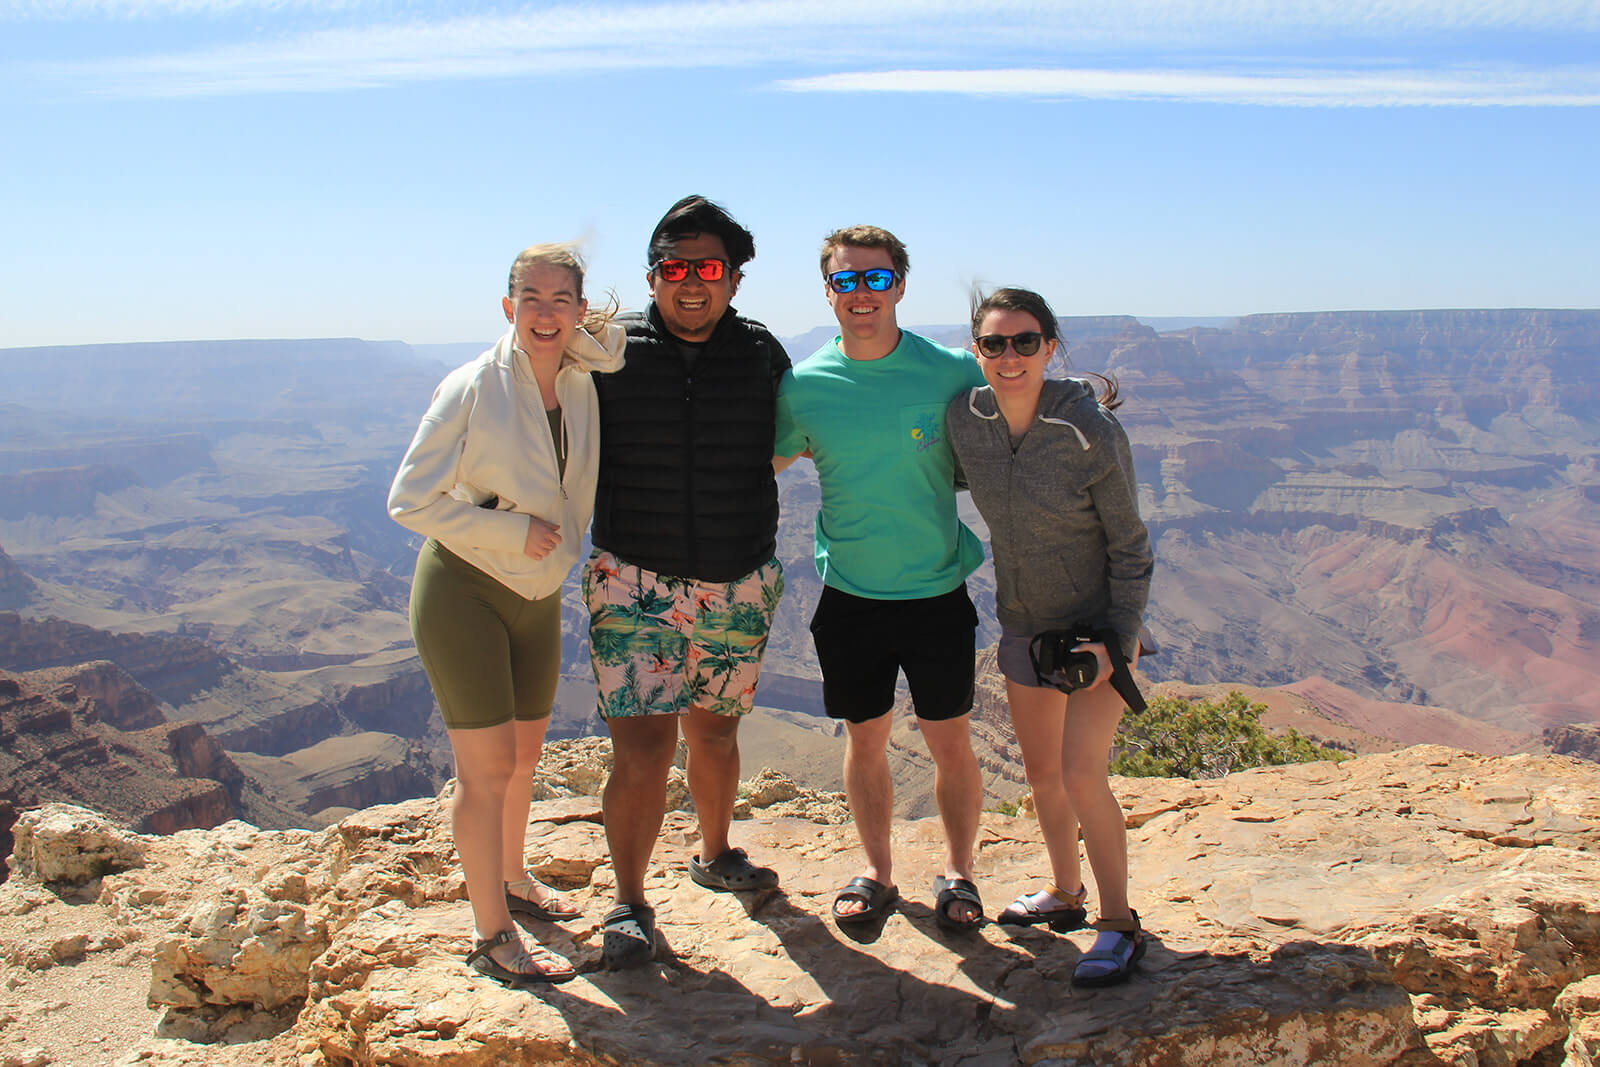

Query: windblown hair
[
  {"left": 819, "top": 224, "right": 910, "bottom": 279},
  {"left": 507, "top": 243, "right": 618, "bottom": 333},
  {"left": 970, "top": 286, "right": 1120, "bottom": 410},
  {"left": 647, "top": 195, "right": 757, "bottom": 272}
]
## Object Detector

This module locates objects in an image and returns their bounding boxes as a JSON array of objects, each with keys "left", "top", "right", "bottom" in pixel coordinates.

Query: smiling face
[
  {"left": 824, "top": 243, "right": 904, "bottom": 358},
  {"left": 502, "top": 261, "right": 586, "bottom": 363},
  {"left": 974, "top": 306, "right": 1056, "bottom": 404},
  {"left": 648, "top": 231, "right": 738, "bottom": 342}
]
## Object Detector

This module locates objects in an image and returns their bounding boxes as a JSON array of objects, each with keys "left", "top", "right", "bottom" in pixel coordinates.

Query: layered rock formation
[
  {"left": 0, "top": 610, "right": 451, "bottom": 827},
  {"left": 1547, "top": 723, "right": 1600, "bottom": 763},
  {"left": 0, "top": 667, "right": 245, "bottom": 878},
  {"left": 2, "top": 746, "right": 1596, "bottom": 1065},
  {"left": 0, "top": 464, "right": 142, "bottom": 520},
  {"left": 0, "top": 432, "right": 214, "bottom": 485},
  {"left": 1071, "top": 310, "right": 1600, "bottom": 736},
  {"left": 0, "top": 545, "right": 34, "bottom": 611}
]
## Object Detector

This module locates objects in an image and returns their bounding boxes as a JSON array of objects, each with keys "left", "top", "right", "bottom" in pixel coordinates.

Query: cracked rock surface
[{"left": 1, "top": 744, "right": 1598, "bottom": 1065}]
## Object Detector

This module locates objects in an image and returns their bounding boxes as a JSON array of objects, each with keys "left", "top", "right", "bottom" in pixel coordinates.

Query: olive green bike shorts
[{"left": 409, "top": 538, "right": 561, "bottom": 730}]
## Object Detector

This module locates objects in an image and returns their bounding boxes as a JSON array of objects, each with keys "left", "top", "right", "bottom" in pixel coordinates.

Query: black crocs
[
  {"left": 601, "top": 903, "right": 657, "bottom": 970},
  {"left": 689, "top": 847, "right": 779, "bottom": 892}
]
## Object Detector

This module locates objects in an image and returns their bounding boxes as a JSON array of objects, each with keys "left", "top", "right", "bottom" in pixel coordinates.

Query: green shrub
[{"left": 1110, "top": 690, "right": 1349, "bottom": 779}]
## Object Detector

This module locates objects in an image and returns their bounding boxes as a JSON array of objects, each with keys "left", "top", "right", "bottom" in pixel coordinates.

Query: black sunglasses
[
  {"left": 974, "top": 332, "right": 1046, "bottom": 358},
  {"left": 654, "top": 257, "right": 730, "bottom": 282},
  {"left": 826, "top": 269, "right": 898, "bottom": 294}
]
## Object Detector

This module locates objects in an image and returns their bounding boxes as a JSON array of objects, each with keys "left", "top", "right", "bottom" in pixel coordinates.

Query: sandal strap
[
  {"left": 506, "top": 871, "right": 561, "bottom": 900},
  {"left": 603, "top": 902, "right": 655, "bottom": 936},
  {"left": 520, "top": 940, "right": 572, "bottom": 970},
  {"left": 1009, "top": 883, "right": 1087, "bottom": 916},
  {"left": 1036, "top": 883, "right": 1087, "bottom": 909},
  {"left": 1092, "top": 910, "right": 1142, "bottom": 934},
  {"left": 467, "top": 930, "right": 572, "bottom": 980},
  {"left": 465, "top": 928, "right": 517, "bottom": 965}
]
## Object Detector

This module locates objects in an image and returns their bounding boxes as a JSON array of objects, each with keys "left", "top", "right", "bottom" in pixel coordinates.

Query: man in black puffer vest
[{"left": 583, "top": 196, "right": 793, "bottom": 969}]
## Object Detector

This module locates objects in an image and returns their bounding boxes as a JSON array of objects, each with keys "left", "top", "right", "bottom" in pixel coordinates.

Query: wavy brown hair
[{"left": 970, "top": 286, "right": 1120, "bottom": 410}]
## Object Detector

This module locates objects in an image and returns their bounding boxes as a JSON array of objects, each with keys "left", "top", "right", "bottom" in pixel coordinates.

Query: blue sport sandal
[{"left": 1072, "top": 910, "right": 1146, "bottom": 988}]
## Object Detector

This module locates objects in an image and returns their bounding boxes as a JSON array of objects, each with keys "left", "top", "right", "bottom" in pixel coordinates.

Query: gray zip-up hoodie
[{"left": 946, "top": 377, "right": 1153, "bottom": 659}]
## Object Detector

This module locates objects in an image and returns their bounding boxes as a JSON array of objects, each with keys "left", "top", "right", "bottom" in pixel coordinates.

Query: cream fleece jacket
[{"left": 388, "top": 323, "right": 626, "bottom": 599}]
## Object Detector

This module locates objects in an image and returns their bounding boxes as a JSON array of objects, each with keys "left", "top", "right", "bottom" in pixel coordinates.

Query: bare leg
[
  {"left": 681, "top": 703, "right": 740, "bottom": 860},
  {"left": 837, "top": 712, "right": 894, "bottom": 916},
  {"left": 1005, "top": 681, "right": 1083, "bottom": 894},
  {"left": 445, "top": 723, "right": 518, "bottom": 939},
  {"left": 602, "top": 714, "right": 680, "bottom": 905},
  {"left": 499, "top": 716, "right": 551, "bottom": 881},
  {"left": 1061, "top": 681, "right": 1133, "bottom": 920},
  {"left": 920, "top": 712, "right": 982, "bottom": 922}
]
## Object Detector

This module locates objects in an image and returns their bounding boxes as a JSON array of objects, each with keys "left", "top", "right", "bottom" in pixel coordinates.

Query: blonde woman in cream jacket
[{"left": 388, "top": 244, "right": 624, "bottom": 987}]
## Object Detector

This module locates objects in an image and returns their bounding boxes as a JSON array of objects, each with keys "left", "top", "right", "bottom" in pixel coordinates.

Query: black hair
[{"left": 647, "top": 195, "right": 756, "bottom": 271}]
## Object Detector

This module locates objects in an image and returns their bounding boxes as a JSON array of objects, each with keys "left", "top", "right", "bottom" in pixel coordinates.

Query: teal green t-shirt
[{"left": 774, "top": 330, "right": 988, "bottom": 600}]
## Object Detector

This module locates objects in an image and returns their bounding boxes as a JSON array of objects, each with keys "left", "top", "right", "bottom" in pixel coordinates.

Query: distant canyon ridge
[{"left": 1, "top": 308, "right": 1595, "bottom": 834}]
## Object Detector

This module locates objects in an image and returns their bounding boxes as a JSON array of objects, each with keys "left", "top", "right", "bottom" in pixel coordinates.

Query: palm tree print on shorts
[{"left": 584, "top": 551, "right": 784, "bottom": 718}]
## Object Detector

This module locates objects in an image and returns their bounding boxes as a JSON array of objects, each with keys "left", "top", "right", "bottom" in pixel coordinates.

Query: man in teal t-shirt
[{"left": 774, "top": 224, "right": 988, "bottom": 932}]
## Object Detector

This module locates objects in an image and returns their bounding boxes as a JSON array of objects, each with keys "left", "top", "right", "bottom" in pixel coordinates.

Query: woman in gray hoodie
[{"left": 945, "top": 287, "right": 1154, "bottom": 987}]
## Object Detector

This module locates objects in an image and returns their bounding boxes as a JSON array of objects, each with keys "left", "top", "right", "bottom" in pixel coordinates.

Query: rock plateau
[{"left": 1, "top": 745, "right": 1597, "bottom": 1066}]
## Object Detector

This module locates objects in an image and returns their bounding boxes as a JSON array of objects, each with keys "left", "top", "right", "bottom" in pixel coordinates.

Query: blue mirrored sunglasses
[{"left": 827, "top": 269, "right": 898, "bottom": 294}]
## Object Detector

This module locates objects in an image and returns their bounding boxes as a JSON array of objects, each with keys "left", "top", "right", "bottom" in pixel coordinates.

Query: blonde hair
[{"left": 507, "top": 243, "right": 618, "bottom": 333}]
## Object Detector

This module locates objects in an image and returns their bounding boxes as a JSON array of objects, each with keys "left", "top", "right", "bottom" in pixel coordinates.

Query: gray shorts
[{"left": 997, "top": 624, "right": 1054, "bottom": 689}]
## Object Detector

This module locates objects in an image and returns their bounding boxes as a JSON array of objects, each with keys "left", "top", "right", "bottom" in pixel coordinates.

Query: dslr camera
[{"left": 1028, "top": 627, "right": 1101, "bottom": 693}]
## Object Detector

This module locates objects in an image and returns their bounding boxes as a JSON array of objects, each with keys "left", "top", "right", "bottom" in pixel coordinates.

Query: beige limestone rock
[
  {"left": 532, "top": 736, "right": 613, "bottom": 798},
  {"left": 1557, "top": 974, "right": 1600, "bottom": 1066},
  {"left": 756, "top": 791, "right": 851, "bottom": 824},
  {"left": 150, "top": 887, "right": 330, "bottom": 1011},
  {"left": 10, "top": 802, "right": 148, "bottom": 883},
  {"left": 2, "top": 745, "right": 1598, "bottom": 1065},
  {"left": 742, "top": 767, "right": 801, "bottom": 807}
]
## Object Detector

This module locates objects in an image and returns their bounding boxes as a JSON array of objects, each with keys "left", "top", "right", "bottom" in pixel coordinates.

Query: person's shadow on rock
[{"left": 742, "top": 892, "right": 1039, "bottom": 1055}]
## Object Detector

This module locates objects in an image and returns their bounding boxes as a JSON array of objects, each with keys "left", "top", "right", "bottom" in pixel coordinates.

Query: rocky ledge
[{"left": 1, "top": 745, "right": 1597, "bottom": 1066}]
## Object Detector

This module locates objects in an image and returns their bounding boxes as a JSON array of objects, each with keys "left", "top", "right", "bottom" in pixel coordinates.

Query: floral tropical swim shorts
[{"left": 582, "top": 549, "right": 784, "bottom": 719}]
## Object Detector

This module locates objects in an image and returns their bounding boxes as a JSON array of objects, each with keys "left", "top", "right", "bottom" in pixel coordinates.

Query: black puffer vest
[{"left": 591, "top": 304, "right": 791, "bottom": 582}]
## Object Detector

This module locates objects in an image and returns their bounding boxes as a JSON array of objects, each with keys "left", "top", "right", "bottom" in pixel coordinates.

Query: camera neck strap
[{"left": 1094, "top": 626, "right": 1147, "bottom": 713}]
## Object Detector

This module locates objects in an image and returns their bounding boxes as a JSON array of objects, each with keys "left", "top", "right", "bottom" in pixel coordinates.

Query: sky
[{"left": 2, "top": 0, "right": 1598, "bottom": 348}]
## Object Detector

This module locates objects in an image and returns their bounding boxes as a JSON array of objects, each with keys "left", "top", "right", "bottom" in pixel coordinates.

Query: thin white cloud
[
  {"left": 20, "top": 0, "right": 1600, "bottom": 98},
  {"left": 777, "top": 67, "right": 1600, "bottom": 107},
  {"left": 9, "top": 0, "right": 1600, "bottom": 30},
  {"left": 6, "top": 0, "right": 366, "bottom": 17}
]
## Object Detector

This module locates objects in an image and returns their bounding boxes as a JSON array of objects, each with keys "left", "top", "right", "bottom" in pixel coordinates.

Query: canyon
[{"left": 0, "top": 308, "right": 1595, "bottom": 833}]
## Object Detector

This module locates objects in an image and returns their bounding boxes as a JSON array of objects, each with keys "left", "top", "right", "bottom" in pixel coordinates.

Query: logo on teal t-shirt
[{"left": 909, "top": 411, "right": 942, "bottom": 452}]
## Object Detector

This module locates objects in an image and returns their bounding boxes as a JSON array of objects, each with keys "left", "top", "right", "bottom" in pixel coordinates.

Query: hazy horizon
[{"left": 13, "top": 308, "right": 1600, "bottom": 355}]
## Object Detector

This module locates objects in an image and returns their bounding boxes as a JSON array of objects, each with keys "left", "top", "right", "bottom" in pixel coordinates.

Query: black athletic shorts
[{"left": 808, "top": 583, "right": 977, "bottom": 724}]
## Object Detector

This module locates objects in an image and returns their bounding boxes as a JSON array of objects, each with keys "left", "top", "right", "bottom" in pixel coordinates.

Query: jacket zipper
[{"left": 683, "top": 361, "right": 696, "bottom": 573}]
